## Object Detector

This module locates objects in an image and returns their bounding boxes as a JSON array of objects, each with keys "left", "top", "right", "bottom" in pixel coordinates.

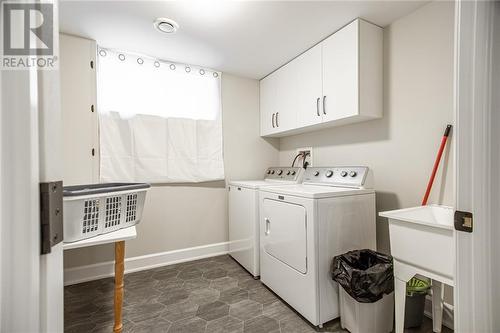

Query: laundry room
[{"left": 2, "top": 0, "right": 499, "bottom": 333}]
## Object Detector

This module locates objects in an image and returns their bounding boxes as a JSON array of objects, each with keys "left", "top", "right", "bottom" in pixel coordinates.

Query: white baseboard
[
  {"left": 423, "top": 295, "right": 454, "bottom": 330},
  {"left": 64, "top": 241, "right": 229, "bottom": 286}
]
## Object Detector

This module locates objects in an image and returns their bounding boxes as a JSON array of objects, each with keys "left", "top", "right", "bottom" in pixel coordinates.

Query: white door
[
  {"left": 454, "top": 1, "right": 500, "bottom": 332},
  {"left": 228, "top": 186, "right": 257, "bottom": 274},
  {"left": 295, "top": 44, "right": 323, "bottom": 128},
  {"left": 261, "top": 199, "right": 307, "bottom": 274},
  {"left": 0, "top": 1, "right": 64, "bottom": 331},
  {"left": 322, "top": 20, "right": 359, "bottom": 122}
]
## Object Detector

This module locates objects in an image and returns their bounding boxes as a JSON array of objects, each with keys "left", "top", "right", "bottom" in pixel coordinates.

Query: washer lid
[{"left": 259, "top": 184, "right": 374, "bottom": 199}]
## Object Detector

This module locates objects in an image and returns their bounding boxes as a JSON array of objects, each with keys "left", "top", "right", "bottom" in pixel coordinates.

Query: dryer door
[{"left": 262, "top": 198, "right": 307, "bottom": 274}]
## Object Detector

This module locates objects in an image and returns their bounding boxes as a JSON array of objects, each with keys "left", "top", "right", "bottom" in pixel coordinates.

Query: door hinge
[
  {"left": 454, "top": 210, "right": 473, "bottom": 233},
  {"left": 40, "top": 181, "right": 64, "bottom": 254}
]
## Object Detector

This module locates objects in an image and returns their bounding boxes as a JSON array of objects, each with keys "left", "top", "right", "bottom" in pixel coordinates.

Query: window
[{"left": 97, "top": 48, "right": 224, "bottom": 183}]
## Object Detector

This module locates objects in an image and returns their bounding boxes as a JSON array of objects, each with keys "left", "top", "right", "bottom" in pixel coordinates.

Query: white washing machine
[
  {"left": 259, "top": 167, "right": 376, "bottom": 327},
  {"left": 228, "top": 167, "right": 303, "bottom": 277}
]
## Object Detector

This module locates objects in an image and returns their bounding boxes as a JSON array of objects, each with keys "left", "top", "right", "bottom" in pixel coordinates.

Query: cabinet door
[
  {"left": 295, "top": 44, "right": 323, "bottom": 128},
  {"left": 322, "top": 20, "right": 359, "bottom": 122},
  {"left": 273, "top": 64, "right": 297, "bottom": 133},
  {"left": 260, "top": 73, "right": 278, "bottom": 136}
]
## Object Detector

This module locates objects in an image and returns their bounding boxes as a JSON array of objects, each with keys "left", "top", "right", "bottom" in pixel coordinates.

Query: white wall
[
  {"left": 279, "top": 1, "right": 455, "bottom": 254},
  {"left": 63, "top": 70, "right": 279, "bottom": 268}
]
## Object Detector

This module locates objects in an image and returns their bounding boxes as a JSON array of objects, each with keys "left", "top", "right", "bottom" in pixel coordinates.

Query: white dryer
[
  {"left": 228, "top": 167, "right": 303, "bottom": 277},
  {"left": 259, "top": 167, "right": 376, "bottom": 327}
]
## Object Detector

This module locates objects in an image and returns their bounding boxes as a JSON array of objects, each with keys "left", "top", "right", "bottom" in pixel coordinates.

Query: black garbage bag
[{"left": 331, "top": 249, "right": 394, "bottom": 303}]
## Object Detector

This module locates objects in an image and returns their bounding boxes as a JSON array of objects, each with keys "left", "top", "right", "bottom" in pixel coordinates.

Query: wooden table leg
[{"left": 113, "top": 241, "right": 125, "bottom": 333}]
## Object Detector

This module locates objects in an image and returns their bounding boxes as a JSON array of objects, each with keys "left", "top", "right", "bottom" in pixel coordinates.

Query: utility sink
[{"left": 379, "top": 205, "right": 455, "bottom": 281}]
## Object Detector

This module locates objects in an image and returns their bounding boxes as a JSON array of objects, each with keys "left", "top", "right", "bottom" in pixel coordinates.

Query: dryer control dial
[
  {"left": 277, "top": 170, "right": 283, "bottom": 175},
  {"left": 340, "top": 171, "right": 348, "bottom": 177},
  {"left": 325, "top": 170, "right": 334, "bottom": 178},
  {"left": 349, "top": 171, "right": 357, "bottom": 177},
  {"left": 314, "top": 171, "right": 320, "bottom": 176}
]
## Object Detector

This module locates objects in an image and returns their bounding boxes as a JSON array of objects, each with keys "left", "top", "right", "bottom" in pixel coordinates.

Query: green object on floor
[{"left": 406, "top": 276, "right": 430, "bottom": 296}]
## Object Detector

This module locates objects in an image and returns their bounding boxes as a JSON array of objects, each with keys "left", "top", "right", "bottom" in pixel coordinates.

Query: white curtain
[{"left": 97, "top": 48, "right": 225, "bottom": 183}]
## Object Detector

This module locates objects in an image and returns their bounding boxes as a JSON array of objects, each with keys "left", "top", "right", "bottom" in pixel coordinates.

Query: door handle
[
  {"left": 323, "top": 96, "right": 327, "bottom": 115},
  {"left": 316, "top": 97, "right": 320, "bottom": 116},
  {"left": 265, "top": 218, "right": 270, "bottom": 235},
  {"left": 275, "top": 112, "right": 279, "bottom": 127},
  {"left": 272, "top": 113, "right": 275, "bottom": 128}
]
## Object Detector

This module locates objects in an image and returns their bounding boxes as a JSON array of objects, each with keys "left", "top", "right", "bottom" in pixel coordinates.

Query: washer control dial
[
  {"left": 349, "top": 171, "right": 357, "bottom": 177},
  {"left": 286, "top": 171, "right": 291, "bottom": 175},
  {"left": 291, "top": 171, "right": 296, "bottom": 176},
  {"left": 270, "top": 170, "right": 275, "bottom": 174},
  {"left": 267, "top": 170, "right": 271, "bottom": 174},
  {"left": 314, "top": 171, "right": 320, "bottom": 176},
  {"left": 340, "top": 171, "right": 348, "bottom": 177},
  {"left": 325, "top": 170, "right": 334, "bottom": 178},
  {"left": 277, "top": 170, "right": 283, "bottom": 175}
]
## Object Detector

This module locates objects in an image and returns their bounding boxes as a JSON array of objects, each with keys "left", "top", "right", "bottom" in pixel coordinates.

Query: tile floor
[{"left": 65, "top": 255, "right": 452, "bottom": 333}]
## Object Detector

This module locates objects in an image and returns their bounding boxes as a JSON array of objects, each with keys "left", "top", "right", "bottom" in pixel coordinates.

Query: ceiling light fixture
[{"left": 154, "top": 18, "right": 179, "bottom": 34}]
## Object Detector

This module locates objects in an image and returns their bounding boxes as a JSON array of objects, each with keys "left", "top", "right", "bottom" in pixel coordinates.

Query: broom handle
[{"left": 421, "top": 125, "right": 452, "bottom": 206}]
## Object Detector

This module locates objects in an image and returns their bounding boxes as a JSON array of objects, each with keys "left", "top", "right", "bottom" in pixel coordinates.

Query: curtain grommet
[
  {"left": 199, "top": 69, "right": 205, "bottom": 75},
  {"left": 213, "top": 72, "right": 219, "bottom": 78},
  {"left": 118, "top": 54, "right": 126, "bottom": 61},
  {"left": 185, "top": 66, "right": 191, "bottom": 73},
  {"left": 169, "top": 64, "right": 176, "bottom": 70},
  {"left": 137, "top": 58, "right": 144, "bottom": 65},
  {"left": 154, "top": 61, "right": 160, "bottom": 68},
  {"left": 99, "top": 49, "right": 107, "bottom": 57}
]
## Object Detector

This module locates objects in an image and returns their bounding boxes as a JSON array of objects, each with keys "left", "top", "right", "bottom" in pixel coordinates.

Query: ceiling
[{"left": 59, "top": 1, "right": 428, "bottom": 79}]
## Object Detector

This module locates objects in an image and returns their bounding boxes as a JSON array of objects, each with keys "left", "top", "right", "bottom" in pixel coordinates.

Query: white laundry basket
[
  {"left": 63, "top": 183, "right": 150, "bottom": 243},
  {"left": 339, "top": 287, "right": 394, "bottom": 333}
]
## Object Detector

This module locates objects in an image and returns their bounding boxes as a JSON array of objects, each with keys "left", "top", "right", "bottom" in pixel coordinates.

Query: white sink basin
[{"left": 379, "top": 205, "right": 455, "bottom": 280}]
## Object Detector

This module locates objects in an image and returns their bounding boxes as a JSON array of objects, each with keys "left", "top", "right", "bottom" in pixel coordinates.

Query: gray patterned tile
[
  {"left": 128, "top": 317, "right": 171, "bottom": 333},
  {"left": 189, "top": 287, "right": 220, "bottom": 306},
  {"left": 196, "top": 301, "right": 229, "bottom": 321},
  {"left": 183, "top": 278, "right": 211, "bottom": 292},
  {"left": 210, "top": 276, "right": 239, "bottom": 291},
  {"left": 203, "top": 268, "right": 228, "bottom": 280},
  {"left": 167, "top": 316, "right": 206, "bottom": 333},
  {"left": 178, "top": 267, "right": 203, "bottom": 280},
  {"left": 279, "top": 314, "right": 317, "bottom": 333},
  {"left": 243, "top": 315, "right": 279, "bottom": 333},
  {"left": 161, "top": 300, "right": 198, "bottom": 322},
  {"left": 219, "top": 288, "right": 249, "bottom": 304},
  {"left": 124, "top": 302, "right": 166, "bottom": 323},
  {"left": 229, "top": 299, "right": 263, "bottom": 321},
  {"left": 248, "top": 286, "right": 278, "bottom": 305},
  {"left": 262, "top": 301, "right": 295, "bottom": 322},
  {"left": 158, "top": 287, "right": 189, "bottom": 306},
  {"left": 205, "top": 315, "right": 243, "bottom": 333}
]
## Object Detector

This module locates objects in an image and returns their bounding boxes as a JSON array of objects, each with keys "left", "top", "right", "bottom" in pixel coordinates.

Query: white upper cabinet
[{"left": 260, "top": 19, "right": 383, "bottom": 137}]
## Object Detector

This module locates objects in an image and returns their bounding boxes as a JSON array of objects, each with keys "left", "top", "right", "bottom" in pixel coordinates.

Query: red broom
[{"left": 421, "top": 125, "right": 452, "bottom": 206}]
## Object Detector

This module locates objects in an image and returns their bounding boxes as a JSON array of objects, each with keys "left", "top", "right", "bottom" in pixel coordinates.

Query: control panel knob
[
  {"left": 277, "top": 170, "right": 283, "bottom": 175},
  {"left": 314, "top": 171, "right": 320, "bottom": 176},
  {"left": 267, "top": 170, "right": 271, "bottom": 174},
  {"left": 270, "top": 170, "right": 275, "bottom": 174},
  {"left": 286, "top": 171, "right": 291, "bottom": 175},
  {"left": 349, "top": 171, "right": 357, "bottom": 177},
  {"left": 341, "top": 171, "right": 348, "bottom": 177},
  {"left": 291, "top": 171, "right": 296, "bottom": 176},
  {"left": 325, "top": 170, "right": 334, "bottom": 178}
]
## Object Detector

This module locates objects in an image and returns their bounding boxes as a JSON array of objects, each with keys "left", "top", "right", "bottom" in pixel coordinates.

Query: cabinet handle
[
  {"left": 316, "top": 97, "right": 320, "bottom": 116},
  {"left": 272, "top": 113, "right": 275, "bottom": 128},
  {"left": 323, "top": 96, "right": 327, "bottom": 115},
  {"left": 265, "top": 218, "right": 271, "bottom": 235},
  {"left": 276, "top": 112, "right": 279, "bottom": 127}
]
